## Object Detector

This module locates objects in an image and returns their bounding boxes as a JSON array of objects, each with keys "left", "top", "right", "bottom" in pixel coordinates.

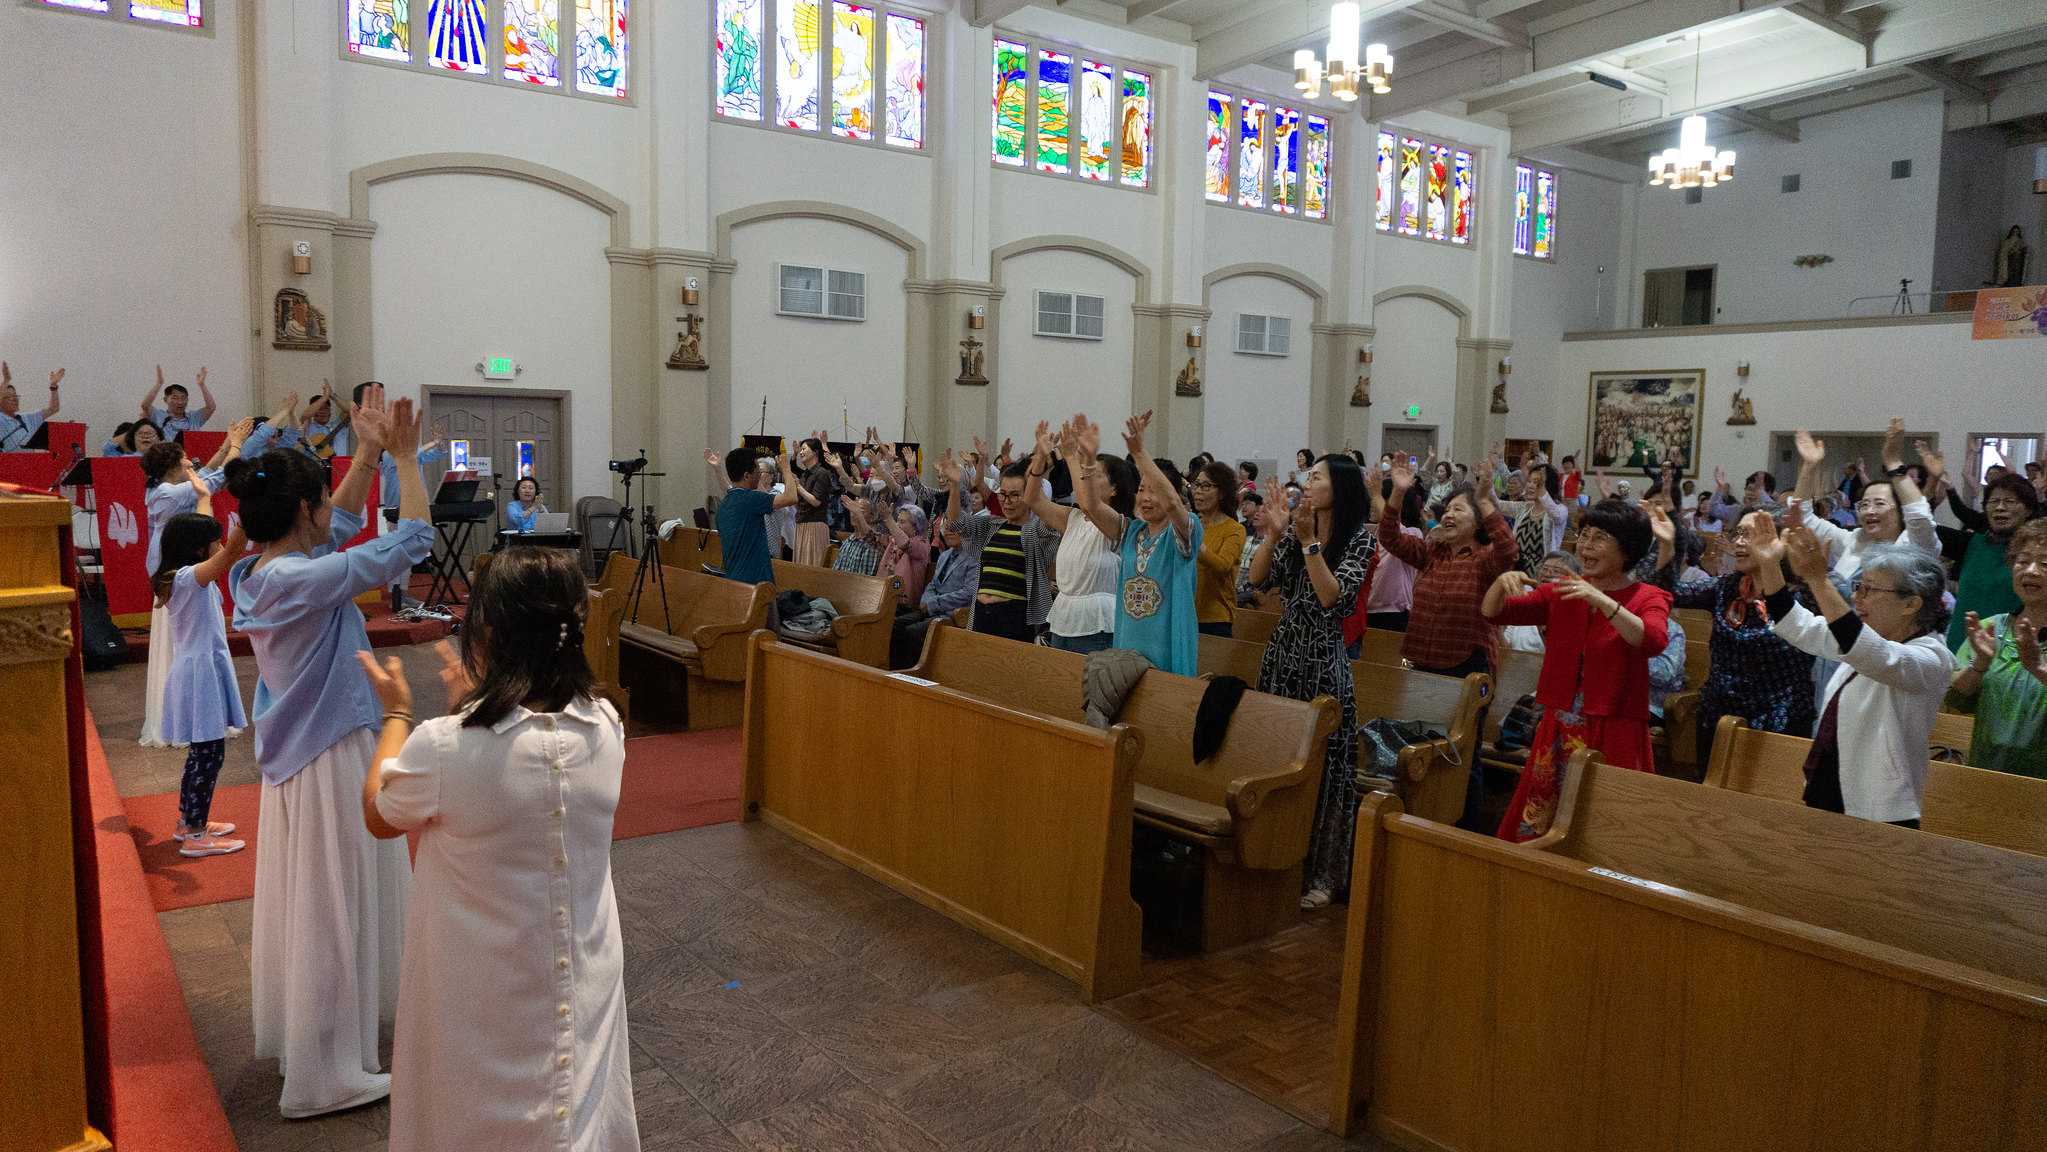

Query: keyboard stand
[{"left": 424, "top": 518, "right": 485, "bottom": 605}]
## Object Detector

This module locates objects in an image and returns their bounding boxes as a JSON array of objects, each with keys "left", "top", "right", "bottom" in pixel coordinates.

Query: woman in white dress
[
  {"left": 225, "top": 391, "right": 433, "bottom": 1117},
  {"left": 359, "top": 547, "right": 638, "bottom": 1152}
]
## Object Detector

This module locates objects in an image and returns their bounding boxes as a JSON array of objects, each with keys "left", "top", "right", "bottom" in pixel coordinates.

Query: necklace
[{"left": 1124, "top": 519, "right": 1169, "bottom": 620}]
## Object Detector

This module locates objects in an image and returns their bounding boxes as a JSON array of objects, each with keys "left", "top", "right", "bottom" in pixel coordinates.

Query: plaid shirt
[
  {"left": 947, "top": 510, "right": 1060, "bottom": 627},
  {"left": 1377, "top": 505, "right": 1519, "bottom": 671}
]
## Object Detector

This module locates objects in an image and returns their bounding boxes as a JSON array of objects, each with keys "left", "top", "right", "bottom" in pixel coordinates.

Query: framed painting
[{"left": 1587, "top": 370, "right": 1703, "bottom": 478}]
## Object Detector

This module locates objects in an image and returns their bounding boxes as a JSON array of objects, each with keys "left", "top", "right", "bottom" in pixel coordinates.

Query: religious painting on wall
[
  {"left": 273, "top": 289, "right": 331, "bottom": 351},
  {"left": 1586, "top": 370, "right": 1703, "bottom": 477}
]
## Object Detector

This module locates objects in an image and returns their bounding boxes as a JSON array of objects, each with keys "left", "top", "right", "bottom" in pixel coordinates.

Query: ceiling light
[
  {"left": 1296, "top": 2, "right": 1392, "bottom": 101},
  {"left": 1648, "top": 35, "right": 1734, "bottom": 192}
]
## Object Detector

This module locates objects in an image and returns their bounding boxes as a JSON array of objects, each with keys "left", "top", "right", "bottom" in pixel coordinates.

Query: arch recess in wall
[
  {"left": 716, "top": 200, "right": 926, "bottom": 277},
  {"left": 1371, "top": 284, "right": 1472, "bottom": 338},
  {"left": 349, "top": 152, "right": 631, "bottom": 246},
  {"left": 1201, "top": 262, "right": 1328, "bottom": 326},
  {"left": 991, "top": 235, "right": 1153, "bottom": 302}
]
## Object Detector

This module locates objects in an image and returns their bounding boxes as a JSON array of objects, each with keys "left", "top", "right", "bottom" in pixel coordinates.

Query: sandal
[
  {"left": 179, "top": 832, "right": 246, "bottom": 858},
  {"left": 1299, "top": 889, "right": 1332, "bottom": 910}
]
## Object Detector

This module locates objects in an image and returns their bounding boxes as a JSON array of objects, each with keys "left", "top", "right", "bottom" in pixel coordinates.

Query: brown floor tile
[
  {"left": 727, "top": 1083, "right": 947, "bottom": 1152},
  {"left": 961, "top": 1102, "right": 1175, "bottom": 1152},
  {"left": 682, "top": 909, "right": 842, "bottom": 984},
  {"left": 1085, "top": 1058, "right": 1302, "bottom": 1152},
  {"left": 631, "top": 1063, "right": 727, "bottom": 1145},
  {"left": 874, "top": 1048, "right": 1074, "bottom": 1145},
  {"left": 745, "top": 959, "right": 900, "bottom": 1022},
  {"left": 661, "top": 1029, "right": 860, "bottom": 1127},
  {"left": 627, "top": 945, "right": 732, "bottom": 1016},
  {"left": 783, "top": 996, "right": 982, "bottom": 1082},
  {"left": 631, "top": 984, "right": 786, "bottom": 1066},
  {"left": 1246, "top": 1125, "right": 1408, "bottom": 1151},
  {"left": 919, "top": 970, "right": 1091, "bottom": 1047},
  {"left": 999, "top": 1011, "right": 1189, "bottom": 1102}
]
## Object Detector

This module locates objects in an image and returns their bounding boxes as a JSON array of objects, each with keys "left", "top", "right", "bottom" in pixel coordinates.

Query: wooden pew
[
  {"left": 1700, "top": 715, "right": 2047, "bottom": 856},
  {"left": 1195, "top": 633, "right": 1488, "bottom": 828},
  {"left": 1659, "top": 608, "right": 1715, "bottom": 778},
  {"left": 1930, "top": 709, "right": 1975, "bottom": 762},
  {"left": 655, "top": 527, "right": 724, "bottom": 575},
  {"left": 1352, "top": 630, "right": 1536, "bottom": 778},
  {"left": 769, "top": 558, "right": 898, "bottom": 668},
  {"left": 584, "top": 585, "right": 630, "bottom": 729},
  {"left": 1233, "top": 606, "right": 1280, "bottom": 646},
  {"left": 742, "top": 635, "right": 1144, "bottom": 1002},
  {"left": 1328, "top": 755, "right": 2047, "bottom": 1147},
  {"left": 913, "top": 624, "right": 1338, "bottom": 951},
  {"left": 599, "top": 552, "right": 771, "bottom": 730}
]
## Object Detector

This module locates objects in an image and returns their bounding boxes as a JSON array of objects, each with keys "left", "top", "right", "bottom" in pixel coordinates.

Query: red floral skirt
[{"left": 1496, "top": 707, "right": 1654, "bottom": 843}]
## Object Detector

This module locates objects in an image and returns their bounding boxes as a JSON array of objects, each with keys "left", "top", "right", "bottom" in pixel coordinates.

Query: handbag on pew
[{"left": 1358, "top": 717, "right": 1454, "bottom": 784}]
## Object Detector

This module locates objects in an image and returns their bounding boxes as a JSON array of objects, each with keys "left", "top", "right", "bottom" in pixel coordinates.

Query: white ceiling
[{"left": 967, "top": 0, "right": 2047, "bottom": 161}]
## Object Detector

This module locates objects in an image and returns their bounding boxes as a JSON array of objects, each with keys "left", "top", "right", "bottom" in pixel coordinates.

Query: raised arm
[
  {"left": 1245, "top": 475, "right": 1291, "bottom": 587},
  {"left": 1020, "top": 421, "right": 1072, "bottom": 533},
  {"left": 207, "top": 417, "right": 255, "bottom": 472},
  {"left": 1122, "top": 411, "right": 1190, "bottom": 543},
  {"left": 193, "top": 367, "right": 217, "bottom": 424},
  {"left": 1792, "top": 428, "right": 1826, "bottom": 501},
  {"left": 1375, "top": 460, "right": 1430, "bottom": 568},
  {"left": 191, "top": 521, "right": 249, "bottom": 587},
  {"left": 1064, "top": 416, "right": 1126, "bottom": 541},
  {"left": 770, "top": 454, "right": 801, "bottom": 509},
  {"left": 40, "top": 368, "right": 62, "bottom": 419},
  {"left": 938, "top": 449, "right": 966, "bottom": 527},
  {"left": 141, "top": 364, "right": 164, "bottom": 421},
  {"left": 269, "top": 390, "right": 300, "bottom": 431},
  {"left": 1882, "top": 420, "right": 1926, "bottom": 508},
  {"left": 383, "top": 399, "right": 431, "bottom": 523},
  {"left": 332, "top": 390, "right": 388, "bottom": 518},
  {"left": 703, "top": 448, "right": 730, "bottom": 494}
]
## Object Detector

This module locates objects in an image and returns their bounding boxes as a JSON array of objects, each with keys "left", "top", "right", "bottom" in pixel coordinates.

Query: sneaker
[
  {"left": 174, "top": 821, "right": 237, "bottom": 840},
  {"left": 179, "top": 832, "right": 246, "bottom": 858},
  {"left": 1299, "top": 889, "right": 1332, "bottom": 910}
]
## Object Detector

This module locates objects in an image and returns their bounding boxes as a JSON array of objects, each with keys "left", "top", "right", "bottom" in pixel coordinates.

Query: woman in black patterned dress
[{"left": 1246, "top": 454, "right": 1377, "bottom": 909}]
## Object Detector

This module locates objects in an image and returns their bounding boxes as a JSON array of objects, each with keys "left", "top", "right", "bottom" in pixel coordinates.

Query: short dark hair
[
  {"left": 1581, "top": 498, "right": 1653, "bottom": 568},
  {"left": 1238, "top": 461, "right": 1259, "bottom": 482},
  {"left": 1746, "top": 470, "right": 1778, "bottom": 495},
  {"left": 998, "top": 460, "right": 1031, "bottom": 484},
  {"left": 1442, "top": 485, "right": 1492, "bottom": 545},
  {"left": 725, "top": 447, "right": 760, "bottom": 483},
  {"left": 151, "top": 512, "right": 223, "bottom": 605},
  {"left": 1100, "top": 455, "right": 1138, "bottom": 519},
  {"left": 1242, "top": 490, "right": 1264, "bottom": 508},
  {"left": 1560, "top": 455, "right": 1576, "bottom": 466},
  {"left": 1986, "top": 472, "right": 2042, "bottom": 515},
  {"left": 352, "top": 381, "right": 381, "bottom": 406},
  {"left": 1200, "top": 461, "right": 1240, "bottom": 516},
  {"left": 459, "top": 547, "right": 598, "bottom": 729},
  {"left": 162, "top": 383, "right": 189, "bottom": 399},
  {"left": 224, "top": 450, "right": 328, "bottom": 543},
  {"left": 120, "top": 419, "right": 162, "bottom": 453},
  {"left": 141, "top": 440, "right": 185, "bottom": 486}
]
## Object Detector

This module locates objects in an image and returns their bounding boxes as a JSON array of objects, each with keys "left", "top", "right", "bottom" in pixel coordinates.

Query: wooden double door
[{"left": 426, "top": 390, "right": 565, "bottom": 570}]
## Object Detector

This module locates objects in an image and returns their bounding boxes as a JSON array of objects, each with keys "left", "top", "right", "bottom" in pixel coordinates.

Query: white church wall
[
  {"left": 1201, "top": 275, "right": 1316, "bottom": 464},
  {"left": 0, "top": 2, "right": 251, "bottom": 444},
  {"left": 727, "top": 216, "right": 913, "bottom": 445},
  {"left": 1367, "top": 295, "right": 1466, "bottom": 457},
  {"left": 1201, "top": 209, "right": 1337, "bottom": 297},
  {"left": 995, "top": 248, "right": 1140, "bottom": 438},
  {"left": 1509, "top": 167, "right": 1629, "bottom": 443},
  {"left": 368, "top": 174, "right": 615, "bottom": 500},
  {"left": 710, "top": 121, "right": 936, "bottom": 250}
]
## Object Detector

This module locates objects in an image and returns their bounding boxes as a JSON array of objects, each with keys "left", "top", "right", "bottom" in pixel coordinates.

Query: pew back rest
[
  {"left": 1235, "top": 608, "right": 1280, "bottom": 646},
  {"left": 1355, "top": 629, "right": 1405, "bottom": 668},
  {"left": 1930, "top": 710, "right": 1975, "bottom": 761},
  {"left": 602, "top": 553, "right": 769, "bottom": 667},
  {"left": 584, "top": 586, "right": 624, "bottom": 682},
  {"left": 771, "top": 559, "right": 897, "bottom": 617},
  {"left": 1197, "top": 633, "right": 1266, "bottom": 684},
  {"left": 1672, "top": 607, "right": 1714, "bottom": 692},
  {"left": 656, "top": 529, "right": 724, "bottom": 574},
  {"left": 1547, "top": 755, "right": 2047, "bottom": 989},
  {"left": 914, "top": 621, "right": 1087, "bottom": 725}
]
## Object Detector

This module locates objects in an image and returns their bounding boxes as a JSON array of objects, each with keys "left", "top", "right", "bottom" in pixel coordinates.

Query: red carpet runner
[{"left": 123, "top": 726, "right": 745, "bottom": 912}]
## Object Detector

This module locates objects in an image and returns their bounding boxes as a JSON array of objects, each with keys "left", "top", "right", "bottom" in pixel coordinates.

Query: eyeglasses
[
  {"left": 1189, "top": 480, "right": 1218, "bottom": 491},
  {"left": 1577, "top": 528, "right": 1615, "bottom": 546},
  {"left": 1985, "top": 498, "right": 2028, "bottom": 511},
  {"left": 1851, "top": 579, "right": 1911, "bottom": 598},
  {"left": 1855, "top": 499, "right": 1894, "bottom": 512}
]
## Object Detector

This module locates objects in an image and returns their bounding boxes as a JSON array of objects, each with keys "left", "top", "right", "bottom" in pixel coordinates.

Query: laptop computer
[{"left": 531, "top": 511, "right": 571, "bottom": 533}]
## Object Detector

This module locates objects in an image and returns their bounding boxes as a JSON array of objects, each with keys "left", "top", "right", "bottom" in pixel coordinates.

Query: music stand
[{"left": 423, "top": 476, "right": 488, "bottom": 606}]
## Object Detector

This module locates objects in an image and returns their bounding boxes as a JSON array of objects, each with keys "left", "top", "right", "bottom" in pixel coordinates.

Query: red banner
[
  {"left": 0, "top": 451, "right": 58, "bottom": 491},
  {"left": 181, "top": 429, "right": 226, "bottom": 466},
  {"left": 330, "top": 455, "right": 381, "bottom": 550},
  {"left": 92, "top": 456, "right": 152, "bottom": 619},
  {"left": 45, "top": 420, "right": 89, "bottom": 470}
]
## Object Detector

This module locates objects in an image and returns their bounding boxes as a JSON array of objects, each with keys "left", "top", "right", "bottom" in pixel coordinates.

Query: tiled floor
[{"left": 102, "top": 644, "right": 1400, "bottom": 1151}]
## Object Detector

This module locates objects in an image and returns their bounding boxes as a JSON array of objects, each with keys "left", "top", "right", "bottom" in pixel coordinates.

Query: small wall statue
[
  {"left": 667, "top": 314, "right": 709, "bottom": 370},
  {"left": 1727, "top": 387, "right": 1756, "bottom": 426},
  {"left": 956, "top": 335, "right": 988, "bottom": 385},
  {"left": 1174, "top": 356, "right": 1202, "bottom": 397},
  {"left": 1350, "top": 374, "right": 1372, "bottom": 408},
  {"left": 1993, "top": 226, "right": 2029, "bottom": 288},
  {"left": 1490, "top": 377, "right": 1510, "bottom": 415},
  {"left": 273, "top": 289, "right": 329, "bottom": 351}
]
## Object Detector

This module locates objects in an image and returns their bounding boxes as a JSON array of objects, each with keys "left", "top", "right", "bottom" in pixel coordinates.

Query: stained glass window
[
  {"left": 1375, "top": 131, "right": 1394, "bottom": 231},
  {"left": 1425, "top": 144, "right": 1450, "bottom": 240},
  {"left": 1398, "top": 137, "right": 1423, "bottom": 236},
  {"left": 883, "top": 13, "right": 923, "bottom": 149},
  {"left": 429, "top": 0, "right": 489, "bottom": 74},
  {"left": 993, "top": 39, "right": 1028, "bottom": 166},
  {"left": 1534, "top": 168, "right": 1556, "bottom": 258},
  {"left": 1121, "top": 71, "right": 1152, "bottom": 188},
  {"left": 1205, "top": 92, "right": 1231, "bottom": 202},
  {"left": 1036, "top": 51, "right": 1071, "bottom": 173},
  {"left": 350, "top": 0, "right": 410, "bottom": 61},
  {"left": 1237, "top": 98, "right": 1265, "bottom": 209},
  {"left": 716, "top": 0, "right": 763, "bottom": 119},
  {"left": 1303, "top": 116, "right": 1329, "bottom": 220},
  {"left": 830, "top": 2, "right": 873, "bottom": 140},
  {"left": 777, "top": 0, "right": 821, "bottom": 130},
  {"left": 504, "top": 0, "right": 561, "bottom": 86},
  {"left": 1271, "top": 107, "right": 1299, "bottom": 214},
  {"left": 42, "top": 0, "right": 110, "bottom": 10},
  {"left": 575, "top": 0, "right": 627, "bottom": 95},
  {"left": 1452, "top": 151, "right": 1473, "bottom": 245},
  {"left": 130, "top": 0, "right": 201, "bottom": 24},
  {"left": 1078, "top": 59, "right": 1115, "bottom": 182},
  {"left": 1513, "top": 164, "right": 1532, "bottom": 256}
]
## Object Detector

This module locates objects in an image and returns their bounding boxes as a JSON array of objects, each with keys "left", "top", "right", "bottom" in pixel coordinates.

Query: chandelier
[
  {"left": 1649, "top": 34, "right": 1733, "bottom": 190},
  {"left": 1294, "top": 3, "right": 1392, "bottom": 101}
]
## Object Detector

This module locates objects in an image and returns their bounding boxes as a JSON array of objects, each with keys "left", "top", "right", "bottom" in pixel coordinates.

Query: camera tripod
[{"left": 602, "top": 458, "right": 672, "bottom": 632}]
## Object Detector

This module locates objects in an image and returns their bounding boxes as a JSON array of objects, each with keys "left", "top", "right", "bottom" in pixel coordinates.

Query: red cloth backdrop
[
  {"left": 329, "top": 455, "right": 381, "bottom": 549},
  {"left": 179, "top": 429, "right": 226, "bottom": 467},
  {"left": 45, "top": 420, "right": 89, "bottom": 469},
  {"left": 92, "top": 456, "right": 151, "bottom": 617},
  {"left": 0, "top": 451, "right": 58, "bottom": 490}
]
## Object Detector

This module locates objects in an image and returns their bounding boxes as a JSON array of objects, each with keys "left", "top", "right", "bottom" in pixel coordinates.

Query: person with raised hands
[
  {"left": 142, "top": 363, "right": 218, "bottom": 438},
  {"left": 1067, "top": 410, "right": 1200, "bottom": 674},
  {"left": 1946, "top": 519, "right": 2047, "bottom": 779},
  {"left": 223, "top": 387, "right": 435, "bottom": 1118},
  {"left": 1923, "top": 440, "right": 2041, "bottom": 650},
  {"left": 1754, "top": 499, "right": 1956, "bottom": 825},
  {"left": 1790, "top": 420, "right": 1939, "bottom": 581},
  {"left": 940, "top": 441, "right": 1059, "bottom": 644},
  {"left": 1244, "top": 450, "right": 1375, "bottom": 908},
  {"left": 1483, "top": 497, "right": 1673, "bottom": 842},
  {"left": 1377, "top": 454, "right": 1518, "bottom": 684},
  {"left": 1022, "top": 419, "right": 1132, "bottom": 654},
  {"left": 1190, "top": 459, "right": 1247, "bottom": 637},
  {"left": 0, "top": 361, "right": 63, "bottom": 451}
]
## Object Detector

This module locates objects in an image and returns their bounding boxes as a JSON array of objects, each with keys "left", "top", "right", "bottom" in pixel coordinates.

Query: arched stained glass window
[
  {"left": 716, "top": 0, "right": 925, "bottom": 153},
  {"left": 340, "top": 0, "right": 627, "bottom": 99}
]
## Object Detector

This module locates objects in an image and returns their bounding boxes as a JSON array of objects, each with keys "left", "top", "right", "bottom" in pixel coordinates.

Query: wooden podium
[{"left": 0, "top": 494, "right": 109, "bottom": 1152}]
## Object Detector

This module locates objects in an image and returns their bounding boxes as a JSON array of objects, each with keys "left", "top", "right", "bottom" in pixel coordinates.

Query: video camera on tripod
[{"left": 604, "top": 450, "right": 672, "bottom": 631}]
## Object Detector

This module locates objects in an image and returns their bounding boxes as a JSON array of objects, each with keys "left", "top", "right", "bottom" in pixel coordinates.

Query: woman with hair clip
[
  {"left": 225, "top": 391, "right": 434, "bottom": 1118},
  {"left": 152, "top": 500, "right": 250, "bottom": 859},
  {"left": 138, "top": 417, "right": 253, "bottom": 747},
  {"left": 789, "top": 436, "right": 834, "bottom": 565},
  {"left": 1246, "top": 452, "right": 1376, "bottom": 908},
  {"left": 1020, "top": 419, "right": 1135, "bottom": 654},
  {"left": 358, "top": 548, "right": 637, "bottom": 1151},
  {"left": 1483, "top": 498, "right": 1672, "bottom": 842}
]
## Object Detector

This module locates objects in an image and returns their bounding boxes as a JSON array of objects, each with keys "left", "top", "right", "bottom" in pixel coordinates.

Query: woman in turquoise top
[
  {"left": 1948, "top": 519, "right": 2047, "bottom": 778},
  {"left": 225, "top": 389, "right": 435, "bottom": 1120},
  {"left": 1067, "top": 411, "right": 1201, "bottom": 677}
]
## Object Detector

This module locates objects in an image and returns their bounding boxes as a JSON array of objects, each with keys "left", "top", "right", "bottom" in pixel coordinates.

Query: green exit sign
[
  {"left": 1405, "top": 405, "right": 1422, "bottom": 418},
  {"left": 483, "top": 357, "right": 518, "bottom": 380}
]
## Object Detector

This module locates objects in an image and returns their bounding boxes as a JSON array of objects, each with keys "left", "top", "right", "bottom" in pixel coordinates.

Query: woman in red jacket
[{"left": 1482, "top": 498, "right": 1673, "bottom": 842}]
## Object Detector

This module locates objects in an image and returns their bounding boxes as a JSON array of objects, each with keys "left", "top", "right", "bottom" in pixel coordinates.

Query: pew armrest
[
  {"left": 1226, "top": 756, "right": 1316, "bottom": 822},
  {"left": 691, "top": 583, "right": 775, "bottom": 680},
  {"left": 1664, "top": 691, "right": 1701, "bottom": 770}
]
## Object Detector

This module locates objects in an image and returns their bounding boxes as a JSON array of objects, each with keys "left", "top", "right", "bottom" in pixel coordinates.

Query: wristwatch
[
  {"left": 1886, "top": 465, "right": 1909, "bottom": 478},
  {"left": 1303, "top": 541, "right": 1322, "bottom": 557}
]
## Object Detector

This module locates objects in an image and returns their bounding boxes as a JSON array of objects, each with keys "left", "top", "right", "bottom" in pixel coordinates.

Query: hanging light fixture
[
  {"left": 1647, "top": 33, "right": 1734, "bottom": 191},
  {"left": 1295, "top": 2, "right": 1391, "bottom": 101}
]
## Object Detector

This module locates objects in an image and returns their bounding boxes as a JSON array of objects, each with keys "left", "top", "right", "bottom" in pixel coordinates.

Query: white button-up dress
[{"left": 376, "top": 695, "right": 639, "bottom": 1152}]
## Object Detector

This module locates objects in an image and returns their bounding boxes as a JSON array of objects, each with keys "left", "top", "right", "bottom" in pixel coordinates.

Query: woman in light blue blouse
[
  {"left": 225, "top": 389, "right": 434, "bottom": 1120},
  {"left": 504, "top": 475, "right": 546, "bottom": 532}
]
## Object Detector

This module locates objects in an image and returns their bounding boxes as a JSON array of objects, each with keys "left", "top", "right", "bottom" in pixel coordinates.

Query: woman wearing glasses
[
  {"left": 1756, "top": 505, "right": 1956, "bottom": 826},
  {"left": 1923, "top": 444, "right": 2041, "bottom": 649},
  {"left": 1191, "top": 462, "right": 1247, "bottom": 637},
  {"left": 1946, "top": 519, "right": 2047, "bottom": 779},
  {"left": 1789, "top": 421, "right": 1940, "bottom": 580},
  {"left": 1646, "top": 500, "right": 1841, "bottom": 770}
]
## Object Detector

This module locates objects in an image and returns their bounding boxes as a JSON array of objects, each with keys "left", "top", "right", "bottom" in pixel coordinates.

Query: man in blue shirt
[
  {"left": 706, "top": 446, "right": 799, "bottom": 592},
  {"left": 140, "top": 365, "right": 217, "bottom": 440},
  {"left": 298, "top": 379, "right": 352, "bottom": 458},
  {"left": 0, "top": 361, "right": 62, "bottom": 451}
]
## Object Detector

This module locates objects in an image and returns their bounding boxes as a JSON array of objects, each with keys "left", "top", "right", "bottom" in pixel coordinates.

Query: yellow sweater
[{"left": 1194, "top": 516, "right": 1247, "bottom": 624}]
